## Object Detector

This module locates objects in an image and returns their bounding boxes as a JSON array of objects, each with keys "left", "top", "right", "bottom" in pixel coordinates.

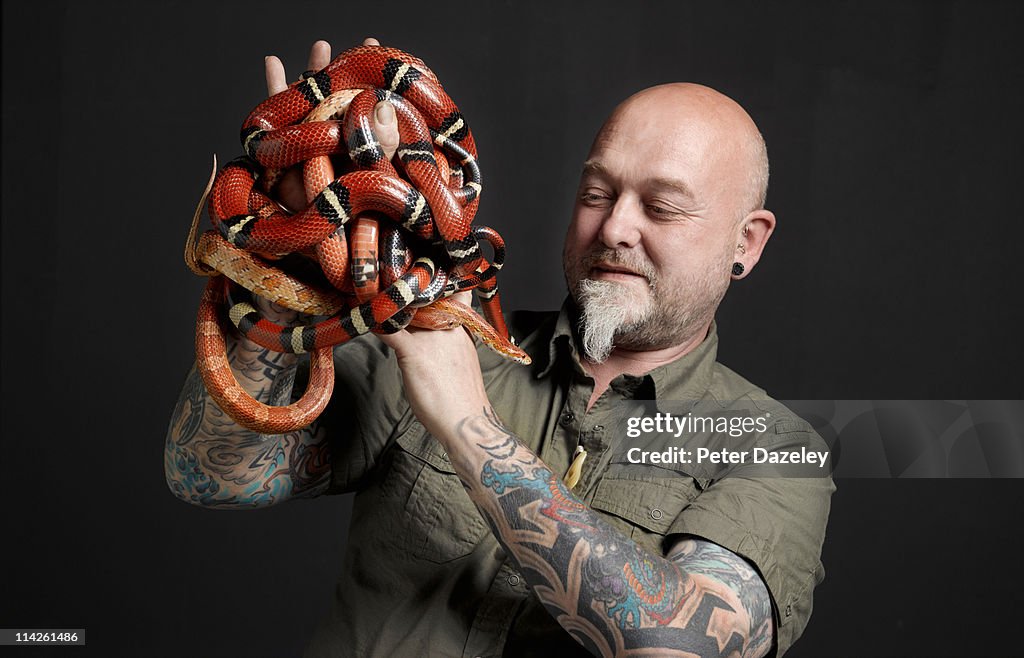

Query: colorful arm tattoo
[
  {"left": 164, "top": 338, "right": 331, "bottom": 508},
  {"left": 452, "top": 408, "right": 773, "bottom": 657}
]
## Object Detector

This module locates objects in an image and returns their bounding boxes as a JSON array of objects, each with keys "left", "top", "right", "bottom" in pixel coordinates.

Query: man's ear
[{"left": 732, "top": 209, "right": 776, "bottom": 279}]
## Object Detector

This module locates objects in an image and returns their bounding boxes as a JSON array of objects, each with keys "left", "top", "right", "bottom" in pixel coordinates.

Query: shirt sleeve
[
  {"left": 303, "top": 334, "right": 412, "bottom": 494},
  {"left": 665, "top": 426, "right": 834, "bottom": 656}
]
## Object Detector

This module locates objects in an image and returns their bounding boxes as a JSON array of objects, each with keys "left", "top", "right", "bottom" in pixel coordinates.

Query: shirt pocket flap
[
  {"left": 395, "top": 423, "right": 457, "bottom": 474},
  {"left": 591, "top": 473, "right": 701, "bottom": 535}
]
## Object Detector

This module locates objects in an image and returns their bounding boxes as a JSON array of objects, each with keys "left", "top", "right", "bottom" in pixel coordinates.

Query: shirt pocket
[
  {"left": 381, "top": 422, "right": 489, "bottom": 563},
  {"left": 589, "top": 464, "right": 704, "bottom": 555}
]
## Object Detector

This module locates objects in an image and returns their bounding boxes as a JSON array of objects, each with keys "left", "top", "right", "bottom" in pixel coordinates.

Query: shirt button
[
  {"left": 561, "top": 412, "right": 574, "bottom": 426},
  {"left": 649, "top": 508, "right": 663, "bottom": 520},
  {"left": 507, "top": 574, "right": 521, "bottom": 586}
]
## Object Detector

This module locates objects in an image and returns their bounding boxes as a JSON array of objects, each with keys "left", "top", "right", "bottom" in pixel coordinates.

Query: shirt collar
[{"left": 536, "top": 297, "right": 719, "bottom": 401}]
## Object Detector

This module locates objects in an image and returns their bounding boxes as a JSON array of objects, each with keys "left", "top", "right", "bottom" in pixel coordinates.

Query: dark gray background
[{"left": 3, "top": 1, "right": 1022, "bottom": 655}]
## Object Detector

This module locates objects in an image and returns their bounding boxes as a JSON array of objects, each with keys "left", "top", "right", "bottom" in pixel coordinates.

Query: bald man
[{"left": 167, "top": 40, "right": 832, "bottom": 658}]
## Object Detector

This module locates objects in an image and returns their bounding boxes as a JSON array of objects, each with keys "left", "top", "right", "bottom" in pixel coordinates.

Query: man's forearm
[
  {"left": 439, "top": 407, "right": 772, "bottom": 658},
  {"left": 165, "top": 311, "right": 330, "bottom": 507}
]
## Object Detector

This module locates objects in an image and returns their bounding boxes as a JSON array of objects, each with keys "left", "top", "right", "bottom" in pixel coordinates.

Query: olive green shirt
[{"left": 305, "top": 303, "right": 833, "bottom": 657}]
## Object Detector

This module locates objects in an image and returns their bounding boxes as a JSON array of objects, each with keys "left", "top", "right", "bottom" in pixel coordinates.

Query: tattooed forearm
[
  {"left": 164, "top": 337, "right": 331, "bottom": 508},
  {"left": 466, "top": 407, "right": 540, "bottom": 466},
  {"left": 449, "top": 409, "right": 772, "bottom": 658},
  {"left": 224, "top": 337, "right": 294, "bottom": 401}
]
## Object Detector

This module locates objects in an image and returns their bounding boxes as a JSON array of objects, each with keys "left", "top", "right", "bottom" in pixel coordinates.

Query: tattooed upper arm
[
  {"left": 666, "top": 536, "right": 775, "bottom": 658},
  {"left": 164, "top": 364, "right": 332, "bottom": 508}
]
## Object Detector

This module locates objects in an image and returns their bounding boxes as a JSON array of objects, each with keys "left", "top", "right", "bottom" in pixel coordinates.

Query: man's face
[{"left": 563, "top": 88, "right": 751, "bottom": 362}]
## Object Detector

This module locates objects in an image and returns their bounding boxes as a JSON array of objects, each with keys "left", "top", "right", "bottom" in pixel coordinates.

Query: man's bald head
[
  {"left": 565, "top": 82, "right": 778, "bottom": 361},
  {"left": 597, "top": 83, "right": 769, "bottom": 220}
]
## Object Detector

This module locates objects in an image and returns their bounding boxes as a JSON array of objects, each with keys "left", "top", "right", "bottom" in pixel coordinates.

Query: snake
[{"left": 186, "top": 45, "right": 530, "bottom": 435}]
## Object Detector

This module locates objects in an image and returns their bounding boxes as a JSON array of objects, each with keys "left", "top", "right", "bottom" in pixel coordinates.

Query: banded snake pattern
[{"left": 185, "top": 45, "right": 529, "bottom": 434}]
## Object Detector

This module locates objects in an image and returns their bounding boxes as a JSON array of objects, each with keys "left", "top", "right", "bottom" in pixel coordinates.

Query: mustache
[{"left": 579, "top": 249, "right": 657, "bottom": 285}]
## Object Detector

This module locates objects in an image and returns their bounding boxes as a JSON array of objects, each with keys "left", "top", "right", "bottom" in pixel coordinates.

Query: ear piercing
[{"left": 734, "top": 225, "right": 750, "bottom": 276}]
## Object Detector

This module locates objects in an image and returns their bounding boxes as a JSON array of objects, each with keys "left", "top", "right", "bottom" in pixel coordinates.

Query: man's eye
[
  {"left": 580, "top": 192, "right": 610, "bottom": 204},
  {"left": 646, "top": 204, "right": 676, "bottom": 216}
]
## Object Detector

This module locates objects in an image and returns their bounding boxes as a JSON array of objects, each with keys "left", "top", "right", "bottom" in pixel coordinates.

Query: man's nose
[{"left": 598, "top": 197, "right": 642, "bottom": 248}]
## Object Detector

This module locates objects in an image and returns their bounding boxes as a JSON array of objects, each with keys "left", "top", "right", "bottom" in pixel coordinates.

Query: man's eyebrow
[
  {"left": 582, "top": 160, "right": 695, "bottom": 200},
  {"left": 581, "top": 160, "right": 607, "bottom": 177},
  {"left": 649, "top": 176, "right": 696, "bottom": 200}
]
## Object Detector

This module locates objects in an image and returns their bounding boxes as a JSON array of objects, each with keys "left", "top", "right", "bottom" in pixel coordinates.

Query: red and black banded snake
[{"left": 185, "top": 45, "right": 529, "bottom": 434}]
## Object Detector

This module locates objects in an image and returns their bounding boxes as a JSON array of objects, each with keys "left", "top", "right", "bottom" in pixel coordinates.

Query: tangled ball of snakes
[{"left": 185, "top": 45, "right": 529, "bottom": 435}]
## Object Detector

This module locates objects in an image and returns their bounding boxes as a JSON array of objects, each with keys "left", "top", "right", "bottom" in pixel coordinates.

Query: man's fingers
[
  {"left": 358, "top": 38, "right": 396, "bottom": 159},
  {"left": 374, "top": 102, "right": 399, "bottom": 161},
  {"left": 265, "top": 55, "right": 287, "bottom": 96},
  {"left": 307, "top": 40, "right": 331, "bottom": 72}
]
